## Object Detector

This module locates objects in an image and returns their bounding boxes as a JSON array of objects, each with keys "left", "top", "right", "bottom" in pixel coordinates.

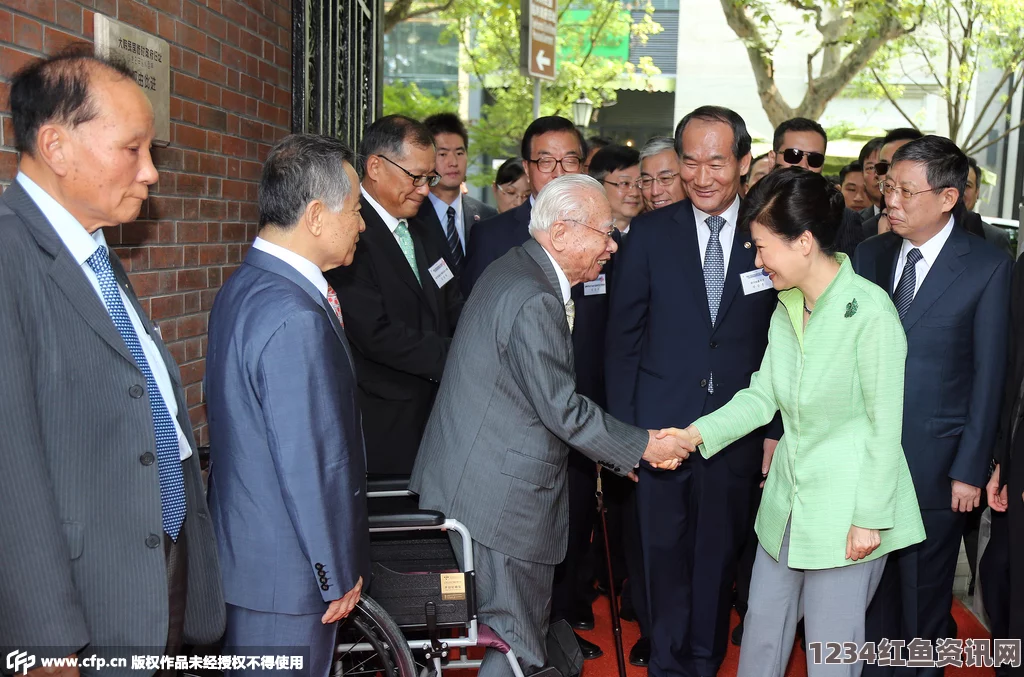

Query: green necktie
[{"left": 395, "top": 220, "right": 421, "bottom": 285}]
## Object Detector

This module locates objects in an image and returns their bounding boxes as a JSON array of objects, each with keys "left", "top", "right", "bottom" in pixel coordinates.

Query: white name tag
[
  {"left": 583, "top": 274, "right": 607, "bottom": 296},
  {"left": 740, "top": 268, "right": 773, "bottom": 295},
  {"left": 428, "top": 257, "right": 455, "bottom": 288}
]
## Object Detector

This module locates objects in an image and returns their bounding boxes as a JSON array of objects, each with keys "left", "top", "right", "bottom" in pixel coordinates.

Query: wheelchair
[{"left": 332, "top": 478, "right": 527, "bottom": 677}]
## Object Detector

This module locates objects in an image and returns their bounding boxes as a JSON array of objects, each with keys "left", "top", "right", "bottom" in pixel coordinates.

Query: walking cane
[{"left": 595, "top": 467, "right": 629, "bottom": 677}]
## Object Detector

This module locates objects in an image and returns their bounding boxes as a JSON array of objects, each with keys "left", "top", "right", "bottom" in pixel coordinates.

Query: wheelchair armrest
[{"left": 368, "top": 496, "right": 446, "bottom": 529}]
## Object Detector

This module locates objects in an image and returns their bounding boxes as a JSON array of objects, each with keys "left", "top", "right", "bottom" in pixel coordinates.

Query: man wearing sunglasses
[
  {"left": 325, "top": 115, "right": 464, "bottom": 479},
  {"left": 861, "top": 128, "right": 924, "bottom": 240}
]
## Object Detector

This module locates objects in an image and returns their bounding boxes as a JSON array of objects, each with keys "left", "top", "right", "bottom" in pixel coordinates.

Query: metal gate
[{"left": 291, "top": 0, "right": 382, "bottom": 149}]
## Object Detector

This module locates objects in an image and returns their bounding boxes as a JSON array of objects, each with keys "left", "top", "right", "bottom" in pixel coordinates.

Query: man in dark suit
[
  {"left": 206, "top": 135, "right": 369, "bottom": 677},
  {"left": 0, "top": 53, "right": 224, "bottom": 673},
  {"left": 854, "top": 136, "right": 1011, "bottom": 677},
  {"left": 861, "top": 128, "right": 924, "bottom": 240},
  {"left": 411, "top": 174, "right": 694, "bottom": 677},
  {"left": 325, "top": 115, "right": 463, "bottom": 477},
  {"left": 858, "top": 137, "right": 886, "bottom": 222},
  {"left": 416, "top": 113, "right": 497, "bottom": 283},
  {"left": 606, "top": 106, "right": 780, "bottom": 677},
  {"left": 965, "top": 157, "right": 1013, "bottom": 256}
]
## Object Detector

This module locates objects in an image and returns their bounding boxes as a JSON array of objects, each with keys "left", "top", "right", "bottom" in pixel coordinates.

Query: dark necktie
[
  {"left": 86, "top": 246, "right": 187, "bottom": 540},
  {"left": 446, "top": 206, "right": 463, "bottom": 271},
  {"left": 893, "top": 248, "right": 923, "bottom": 320}
]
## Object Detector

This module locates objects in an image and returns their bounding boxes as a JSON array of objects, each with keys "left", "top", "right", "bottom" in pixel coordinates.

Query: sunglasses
[
  {"left": 873, "top": 160, "right": 891, "bottom": 176},
  {"left": 781, "top": 148, "right": 825, "bottom": 169}
]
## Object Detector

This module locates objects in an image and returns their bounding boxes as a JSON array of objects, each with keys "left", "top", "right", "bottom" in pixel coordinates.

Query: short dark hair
[
  {"left": 359, "top": 114, "right": 435, "bottom": 172},
  {"left": 966, "top": 156, "right": 981, "bottom": 184},
  {"left": 739, "top": 167, "right": 845, "bottom": 256},
  {"left": 674, "top": 105, "right": 751, "bottom": 160},
  {"left": 259, "top": 134, "right": 356, "bottom": 230},
  {"left": 741, "top": 153, "right": 770, "bottom": 185},
  {"left": 521, "top": 116, "right": 585, "bottom": 161},
  {"left": 495, "top": 157, "right": 526, "bottom": 185},
  {"left": 424, "top": 112, "right": 468, "bottom": 148},
  {"left": 858, "top": 137, "right": 885, "bottom": 164},
  {"left": 588, "top": 145, "right": 640, "bottom": 181},
  {"left": 882, "top": 127, "right": 923, "bottom": 147},
  {"left": 890, "top": 135, "right": 968, "bottom": 196},
  {"left": 839, "top": 161, "right": 864, "bottom": 184},
  {"left": 10, "top": 48, "right": 135, "bottom": 157},
  {"left": 773, "top": 117, "right": 827, "bottom": 152}
]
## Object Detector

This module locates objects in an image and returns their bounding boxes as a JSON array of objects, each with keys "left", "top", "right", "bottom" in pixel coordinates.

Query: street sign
[{"left": 521, "top": 0, "right": 557, "bottom": 81}]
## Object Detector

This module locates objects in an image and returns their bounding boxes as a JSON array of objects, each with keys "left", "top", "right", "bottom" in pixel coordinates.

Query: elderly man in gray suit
[
  {"left": 411, "top": 174, "right": 693, "bottom": 677},
  {"left": 0, "top": 53, "right": 224, "bottom": 674}
]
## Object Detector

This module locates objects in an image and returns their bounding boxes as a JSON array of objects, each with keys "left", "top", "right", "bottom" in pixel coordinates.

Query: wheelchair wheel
[{"left": 334, "top": 595, "right": 416, "bottom": 677}]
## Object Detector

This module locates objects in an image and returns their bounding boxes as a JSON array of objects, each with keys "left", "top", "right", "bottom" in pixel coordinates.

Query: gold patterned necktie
[{"left": 565, "top": 298, "right": 575, "bottom": 333}]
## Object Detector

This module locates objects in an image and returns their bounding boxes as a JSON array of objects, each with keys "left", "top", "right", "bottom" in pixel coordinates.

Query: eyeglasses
[
  {"left": 781, "top": 148, "right": 826, "bottom": 169},
  {"left": 528, "top": 156, "right": 582, "bottom": 173},
  {"left": 603, "top": 179, "right": 642, "bottom": 192},
  {"left": 878, "top": 181, "right": 944, "bottom": 200},
  {"left": 639, "top": 172, "right": 680, "bottom": 189},
  {"left": 377, "top": 154, "right": 441, "bottom": 187},
  {"left": 566, "top": 218, "right": 615, "bottom": 239},
  {"left": 873, "top": 160, "right": 891, "bottom": 176},
  {"left": 497, "top": 183, "right": 531, "bottom": 201}
]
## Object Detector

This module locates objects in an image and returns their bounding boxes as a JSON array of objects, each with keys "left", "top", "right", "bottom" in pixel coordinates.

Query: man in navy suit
[
  {"left": 606, "top": 106, "right": 780, "bottom": 677},
  {"left": 206, "top": 134, "right": 370, "bottom": 677},
  {"left": 854, "top": 136, "right": 1011, "bottom": 677}
]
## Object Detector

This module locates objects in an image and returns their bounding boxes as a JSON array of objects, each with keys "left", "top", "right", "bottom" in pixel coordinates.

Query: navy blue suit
[
  {"left": 462, "top": 199, "right": 533, "bottom": 297},
  {"left": 854, "top": 226, "right": 1011, "bottom": 677},
  {"left": 605, "top": 199, "right": 777, "bottom": 677}
]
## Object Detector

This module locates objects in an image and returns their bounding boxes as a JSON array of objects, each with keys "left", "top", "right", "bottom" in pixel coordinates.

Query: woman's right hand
[{"left": 846, "top": 525, "right": 880, "bottom": 561}]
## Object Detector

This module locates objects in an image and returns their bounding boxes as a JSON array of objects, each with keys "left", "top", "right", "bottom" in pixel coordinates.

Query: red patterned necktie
[{"left": 326, "top": 285, "right": 344, "bottom": 327}]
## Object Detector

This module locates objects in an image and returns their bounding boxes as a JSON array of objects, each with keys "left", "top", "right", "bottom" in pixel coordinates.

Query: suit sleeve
[
  {"left": 604, "top": 225, "right": 649, "bottom": 425},
  {"left": 0, "top": 269, "right": 90, "bottom": 658},
  {"left": 257, "top": 310, "right": 367, "bottom": 602},
  {"left": 851, "top": 308, "right": 908, "bottom": 530},
  {"left": 995, "top": 255, "right": 1024, "bottom": 486},
  {"left": 505, "top": 293, "right": 648, "bottom": 474},
  {"left": 950, "top": 257, "right": 1013, "bottom": 488}
]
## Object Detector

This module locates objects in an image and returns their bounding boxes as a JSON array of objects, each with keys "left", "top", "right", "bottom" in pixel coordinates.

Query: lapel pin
[
  {"left": 474, "top": 214, "right": 481, "bottom": 221},
  {"left": 744, "top": 241, "right": 751, "bottom": 249}
]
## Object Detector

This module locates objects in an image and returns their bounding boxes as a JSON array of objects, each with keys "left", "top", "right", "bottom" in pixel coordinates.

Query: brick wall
[{"left": 0, "top": 0, "right": 292, "bottom": 444}]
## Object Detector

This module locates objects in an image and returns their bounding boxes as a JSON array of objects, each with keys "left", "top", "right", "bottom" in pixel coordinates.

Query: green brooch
[{"left": 845, "top": 299, "right": 858, "bottom": 318}]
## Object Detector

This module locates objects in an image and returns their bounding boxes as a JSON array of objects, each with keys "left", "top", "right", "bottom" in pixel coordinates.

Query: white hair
[
  {"left": 529, "top": 174, "right": 604, "bottom": 236},
  {"left": 638, "top": 136, "right": 676, "bottom": 163}
]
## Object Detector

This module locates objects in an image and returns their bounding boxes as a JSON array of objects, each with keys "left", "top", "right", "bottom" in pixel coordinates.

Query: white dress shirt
[
  {"left": 539, "top": 244, "right": 571, "bottom": 303},
  {"left": 252, "top": 237, "right": 330, "bottom": 299},
  {"left": 428, "top": 191, "right": 466, "bottom": 253},
  {"left": 17, "top": 172, "right": 192, "bottom": 460},
  {"left": 693, "top": 195, "right": 741, "bottom": 273},
  {"left": 892, "top": 215, "right": 955, "bottom": 297},
  {"left": 361, "top": 186, "right": 420, "bottom": 278}
]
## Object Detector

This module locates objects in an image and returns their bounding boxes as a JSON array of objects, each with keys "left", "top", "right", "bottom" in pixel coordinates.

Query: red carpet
[{"left": 578, "top": 597, "right": 995, "bottom": 677}]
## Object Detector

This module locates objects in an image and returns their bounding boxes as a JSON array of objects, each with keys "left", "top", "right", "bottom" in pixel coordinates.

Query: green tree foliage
[{"left": 382, "top": 81, "right": 461, "bottom": 120}]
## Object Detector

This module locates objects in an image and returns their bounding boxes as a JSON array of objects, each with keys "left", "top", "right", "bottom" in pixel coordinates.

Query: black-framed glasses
[
  {"left": 603, "top": 178, "right": 642, "bottom": 192},
  {"left": 874, "top": 160, "right": 891, "bottom": 176},
  {"left": 565, "top": 218, "right": 615, "bottom": 239},
  {"left": 781, "top": 148, "right": 826, "bottom": 169},
  {"left": 878, "top": 181, "right": 944, "bottom": 200},
  {"left": 377, "top": 154, "right": 441, "bottom": 187},
  {"left": 639, "top": 172, "right": 680, "bottom": 189},
  {"left": 528, "top": 156, "right": 582, "bottom": 173}
]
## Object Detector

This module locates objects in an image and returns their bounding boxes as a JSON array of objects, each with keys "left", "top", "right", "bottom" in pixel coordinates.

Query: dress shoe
[
  {"left": 569, "top": 604, "right": 595, "bottom": 631},
  {"left": 619, "top": 605, "right": 637, "bottom": 623},
  {"left": 575, "top": 632, "right": 604, "bottom": 660},
  {"left": 629, "top": 637, "right": 650, "bottom": 667},
  {"left": 731, "top": 619, "right": 744, "bottom": 646}
]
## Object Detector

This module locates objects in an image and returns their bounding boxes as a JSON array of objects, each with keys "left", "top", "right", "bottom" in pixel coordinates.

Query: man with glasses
[
  {"left": 853, "top": 136, "right": 1011, "bottom": 677},
  {"left": 589, "top": 145, "right": 643, "bottom": 234},
  {"left": 861, "top": 128, "right": 924, "bottom": 239},
  {"left": 639, "top": 136, "right": 687, "bottom": 211},
  {"left": 858, "top": 137, "right": 886, "bottom": 221},
  {"left": 325, "top": 115, "right": 464, "bottom": 478}
]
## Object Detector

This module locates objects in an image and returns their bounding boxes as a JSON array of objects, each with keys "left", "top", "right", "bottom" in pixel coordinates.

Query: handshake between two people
[{"left": 641, "top": 425, "right": 702, "bottom": 472}]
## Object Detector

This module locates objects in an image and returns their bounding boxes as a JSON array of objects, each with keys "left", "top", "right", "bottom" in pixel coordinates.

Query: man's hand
[
  {"left": 951, "top": 480, "right": 982, "bottom": 513},
  {"left": 988, "top": 464, "right": 1008, "bottom": 513},
  {"left": 26, "top": 656, "right": 78, "bottom": 677},
  {"left": 643, "top": 428, "right": 694, "bottom": 470},
  {"left": 846, "top": 526, "right": 880, "bottom": 561},
  {"left": 760, "top": 438, "right": 778, "bottom": 488},
  {"left": 322, "top": 576, "right": 363, "bottom": 624}
]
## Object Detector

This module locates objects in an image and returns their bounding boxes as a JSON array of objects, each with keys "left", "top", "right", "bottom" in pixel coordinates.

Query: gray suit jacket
[
  {"left": 0, "top": 182, "right": 225, "bottom": 668},
  {"left": 410, "top": 239, "right": 647, "bottom": 565}
]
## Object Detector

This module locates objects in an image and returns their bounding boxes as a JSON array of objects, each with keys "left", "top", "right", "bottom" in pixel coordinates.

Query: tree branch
[
  {"left": 962, "top": 64, "right": 1023, "bottom": 145},
  {"left": 384, "top": 0, "right": 457, "bottom": 32},
  {"left": 717, "top": 0, "right": 794, "bottom": 124},
  {"left": 965, "top": 119, "right": 1024, "bottom": 155},
  {"left": 871, "top": 68, "right": 919, "bottom": 127},
  {"left": 963, "top": 74, "right": 1024, "bottom": 151}
]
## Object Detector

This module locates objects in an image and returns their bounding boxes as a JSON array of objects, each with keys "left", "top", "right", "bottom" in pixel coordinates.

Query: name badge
[
  {"left": 584, "top": 274, "right": 607, "bottom": 296},
  {"left": 428, "top": 257, "right": 455, "bottom": 288},
  {"left": 740, "top": 268, "right": 773, "bottom": 295}
]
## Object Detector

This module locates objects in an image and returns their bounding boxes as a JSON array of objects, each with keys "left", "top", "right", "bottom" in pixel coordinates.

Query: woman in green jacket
[{"left": 675, "top": 168, "right": 926, "bottom": 677}]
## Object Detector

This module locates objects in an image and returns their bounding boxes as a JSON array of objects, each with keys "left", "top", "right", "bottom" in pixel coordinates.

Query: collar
[
  {"left": 692, "top": 194, "right": 741, "bottom": 231},
  {"left": 530, "top": 194, "right": 537, "bottom": 208},
  {"left": 428, "top": 191, "right": 463, "bottom": 221},
  {"left": 17, "top": 172, "right": 105, "bottom": 265},
  {"left": 538, "top": 243, "right": 572, "bottom": 303},
  {"left": 901, "top": 214, "right": 955, "bottom": 265},
  {"left": 251, "top": 237, "right": 330, "bottom": 298},
  {"left": 361, "top": 185, "right": 404, "bottom": 234},
  {"left": 778, "top": 254, "right": 854, "bottom": 339}
]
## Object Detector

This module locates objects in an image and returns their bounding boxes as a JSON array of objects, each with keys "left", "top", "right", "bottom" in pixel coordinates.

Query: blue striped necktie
[
  {"left": 87, "top": 246, "right": 187, "bottom": 540},
  {"left": 893, "top": 248, "right": 922, "bottom": 320},
  {"left": 446, "top": 206, "right": 464, "bottom": 271}
]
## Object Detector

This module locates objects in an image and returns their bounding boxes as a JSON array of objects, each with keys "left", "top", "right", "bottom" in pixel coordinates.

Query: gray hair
[
  {"left": 258, "top": 134, "right": 355, "bottom": 229},
  {"left": 639, "top": 136, "right": 676, "bottom": 164},
  {"left": 529, "top": 174, "right": 604, "bottom": 236}
]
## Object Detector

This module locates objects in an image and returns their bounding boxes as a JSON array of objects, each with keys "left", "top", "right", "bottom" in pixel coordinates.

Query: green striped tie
[{"left": 395, "top": 220, "right": 421, "bottom": 285}]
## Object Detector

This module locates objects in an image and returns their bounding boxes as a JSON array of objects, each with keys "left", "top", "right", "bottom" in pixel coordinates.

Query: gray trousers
[
  {"left": 450, "top": 531, "right": 555, "bottom": 677},
  {"left": 738, "top": 522, "right": 887, "bottom": 677}
]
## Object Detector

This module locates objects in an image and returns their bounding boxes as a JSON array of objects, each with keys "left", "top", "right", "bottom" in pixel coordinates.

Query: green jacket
[{"left": 694, "top": 255, "right": 925, "bottom": 570}]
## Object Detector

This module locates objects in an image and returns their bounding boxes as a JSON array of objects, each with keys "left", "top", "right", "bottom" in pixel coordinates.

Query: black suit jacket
[
  {"left": 414, "top": 194, "right": 498, "bottom": 287},
  {"left": 853, "top": 227, "right": 1011, "bottom": 507},
  {"left": 996, "top": 254, "right": 1024, "bottom": 491},
  {"left": 325, "top": 194, "right": 464, "bottom": 475}
]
